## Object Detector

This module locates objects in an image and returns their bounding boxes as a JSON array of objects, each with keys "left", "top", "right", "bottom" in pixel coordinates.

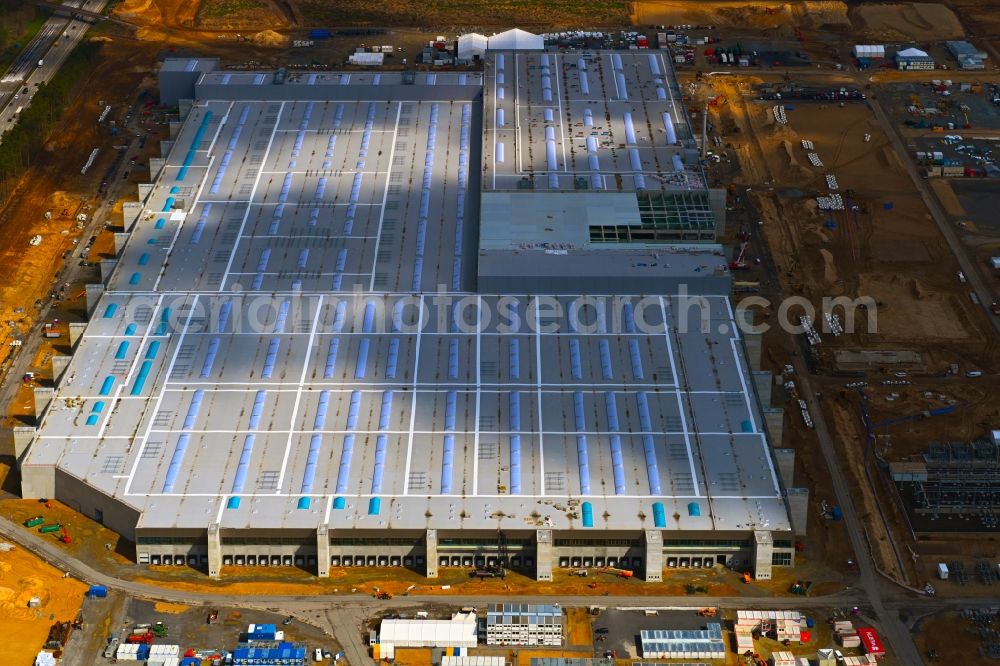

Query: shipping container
[
  {"left": 938, "top": 563, "right": 949, "bottom": 579},
  {"left": 39, "top": 523, "right": 61, "bottom": 533},
  {"left": 88, "top": 585, "right": 109, "bottom": 598},
  {"left": 23, "top": 516, "right": 44, "bottom": 527}
]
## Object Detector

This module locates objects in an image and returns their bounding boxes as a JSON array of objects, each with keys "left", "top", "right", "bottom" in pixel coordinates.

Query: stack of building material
[
  {"left": 147, "top": 644, "right": 181, "bottom": 666},
  {"left": 834, "top": 620, "right": 860, "bottom": 648},
  {"left": 771, "top": 651, "right": 796, "bottom": 666},
  {"left": 735, "top": 626, "right": 755, "bottom": 652},
  {"left": 841, "top": 656, "right": 876, "bottom": 666}
]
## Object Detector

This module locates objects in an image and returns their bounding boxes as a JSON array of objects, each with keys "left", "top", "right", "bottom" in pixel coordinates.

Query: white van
[{"left": 314, "top": 648, "right": 324, "bottom": 662}]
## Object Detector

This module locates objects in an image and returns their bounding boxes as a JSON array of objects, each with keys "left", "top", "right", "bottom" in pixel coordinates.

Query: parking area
[
  {"left": 884, "top": 82, "right": 1000, "bottom": 131},
  {"left": 96, "top": 601, "right": 342, "bottom": 664}
]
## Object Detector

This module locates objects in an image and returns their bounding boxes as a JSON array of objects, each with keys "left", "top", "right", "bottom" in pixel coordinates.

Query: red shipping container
[{"left": 857, "top": 627, "right": 885, "bottom": 657}]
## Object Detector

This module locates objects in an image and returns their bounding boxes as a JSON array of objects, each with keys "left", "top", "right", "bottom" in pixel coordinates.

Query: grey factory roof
[
  {"left": 482, "top": 51, "right": 702, "bottom": 193},
  {"left": 24, "top": 61, "right": 787, "bottom": 535}
]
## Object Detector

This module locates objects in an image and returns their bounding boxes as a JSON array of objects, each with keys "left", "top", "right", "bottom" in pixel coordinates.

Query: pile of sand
[
  {"left": 819, "top": 248, "right": 838, "bottom": 287},
  {"left": 250, "top": 30, "right": 288, "bottom": 47},
  {"left": 852, "top": 3, "right": 964, "bottom": 41},
  {"left": 779, "top": 140, "right": 814, "bottom": 183}
]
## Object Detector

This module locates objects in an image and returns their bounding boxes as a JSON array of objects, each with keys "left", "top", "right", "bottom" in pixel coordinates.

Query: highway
[{"left": 0, "top": 0, "right": 109, "bottom": 137}]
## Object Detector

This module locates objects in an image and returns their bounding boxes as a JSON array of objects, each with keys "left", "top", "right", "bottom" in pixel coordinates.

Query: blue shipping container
[
  {"left": 309, "top": 29, "right": 331, "bottom": 39},
  {"left": 87, "top": 585, "right": 108, "bottom": 598},
  {"left": 831, "top": 505, "right": 843, "bottom": 520}
]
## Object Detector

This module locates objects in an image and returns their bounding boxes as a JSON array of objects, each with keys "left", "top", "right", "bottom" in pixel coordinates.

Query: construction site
[{"left": 0, "top": 1, "right": 998, "bottom": 665}]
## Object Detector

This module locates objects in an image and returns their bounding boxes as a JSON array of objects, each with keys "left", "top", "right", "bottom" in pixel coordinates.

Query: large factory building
[{"left": 18, "top": 50, "right": 793, "bottom": 580}]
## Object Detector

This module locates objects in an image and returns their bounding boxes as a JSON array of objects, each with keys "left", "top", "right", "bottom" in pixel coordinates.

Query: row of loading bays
[
  {"left": 220, "top": 555, "right": 317, "bottom": 567},
  {"left": 438, "top": 556, "right": 534, "bottom": 568},
  {"left": 666, "top": 555, "right": 729, "bottom": 568},
  {"left": 331, "top": 555, "right": 425, "bottom": 567},
  {"left": 558, "top": 556, "right": 643, "bottom": 569}
]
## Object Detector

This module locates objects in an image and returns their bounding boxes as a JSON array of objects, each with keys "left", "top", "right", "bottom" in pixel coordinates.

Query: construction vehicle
[
  {"left": 729, "top": 241, "right": 750, "bottom": 271},
  {"left": 58, "top": 525, "right": 71, "bottom": 544},
  {"left": 600, "top": 567, "right": 634, "bottom": 579},
  {"left": 375, "top": 591, "right": 392, "bottom": 600},
  {"left": 39, "top": 523, "right": 61, "bottom": 534},
  {"left": 126, "top": 630, "right": 154, "bottom": 644},
  {"left": 472, "top": 530, "right": 509, "bottom": 579},
  {"left": 572, "top": 569, "right": 589, "bottom": 577},
  {"left": 697, "top": 608, "right": 718, "bottom": 617},
  {"left": 741, "top": 571, "right": 752, "bottom": 584},
  {"left": 151, "top": 622, "right": 168, "bottom": 637},
  {"left": 207, "top": 609, "right": 219, "bottom": 624},
  {"left": 23, "top": 516, "right": 44, "bottom": 528}
]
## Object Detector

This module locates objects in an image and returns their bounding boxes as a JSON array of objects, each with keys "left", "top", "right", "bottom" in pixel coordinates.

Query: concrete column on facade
[
  {"left": 148, "top": 157, "right": 165, "bottom": 181},
  {"left": 773, "top": 448, "right": 795, "bottom": 489},
  {"left": 85, "top": 284, "right": 105, "bottom": 317},
  {"left": 753, "top": 371, "right": 772, "bottom": 406},
  {"left": 32, "top": 388, "right": 54, "bottom": 420},
  {"left": 68, "top": 322, "right": 87, "bottom": 348},
  {"left": 316, "top": 526, "right": 329, "bottom": 577},
  {"left": 51, "top": 356, "right": 71, "bottom": 385},
  {"left": 122, "top": 202, "right": 143, "bottom": 229},
  {"left": 207, "top": 523, "right": 222, "bottom": 578},
  {"left": 13, "top": 427, "right": 35, "bottom": 461},
  {"left": 535, "top": 529, "right": 554, "bottom": 581},
  {"left": 764, "top": 407, "right": 784, "bottom": 446},
  {"left": 114, "top": 233, "right": 131, "bottom": 255},
  {"left": 425, "top": 529, "right": 438, "bottom": 578},
  {"left": 752, "top": 530, "right": 774, "bottom": 581},
  {"left": 644, "top": 530, "right": 663, "bottom": 582},
  {"left": 100, "top": 259, "right": 117, "bottom": 284},
  {"left": 786, "top": 488, "right": 810, "bottom": 537}
]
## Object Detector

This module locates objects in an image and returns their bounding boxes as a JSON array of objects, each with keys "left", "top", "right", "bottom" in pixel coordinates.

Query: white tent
[
  {"left": 897, "top": 47, "right": 929, "bottom": 58},
  {"left": 379, "top": 614, "right": 478, "bottom": 648},
  {"left": 458, "top": 33, "right": 489, "bottom": 60},
  {"left": 488, "top": 29, "right": 544, "bottom": 51},
  {"left": 853, "top": 44, "right": 885, "bottom": 59}
]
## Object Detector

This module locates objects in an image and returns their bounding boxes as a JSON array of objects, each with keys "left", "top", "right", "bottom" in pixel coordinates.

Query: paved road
[
  {"left": 723, "top": 84, "right": 926, "bottom": 665},
  {"left": 0, "top": 105, "right": 139, "bottom": 442},
  {"left": 0, "top": 0, "right": 109, "bottom": 137}
]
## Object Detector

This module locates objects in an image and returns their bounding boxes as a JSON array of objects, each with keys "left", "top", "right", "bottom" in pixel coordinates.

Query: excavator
[{"left": 58, "top": 526, "right": 71, "bottom": 544}]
